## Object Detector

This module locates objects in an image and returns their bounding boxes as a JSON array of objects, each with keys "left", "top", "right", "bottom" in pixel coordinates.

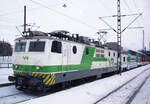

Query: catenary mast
[{"left": 117, "top": 0, "right": 122, "bottom": 74}]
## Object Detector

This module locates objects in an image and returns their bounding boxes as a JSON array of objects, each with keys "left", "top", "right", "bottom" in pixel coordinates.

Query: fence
[{"left": 0, "top": 56, "right": 12, "bottom": 68}]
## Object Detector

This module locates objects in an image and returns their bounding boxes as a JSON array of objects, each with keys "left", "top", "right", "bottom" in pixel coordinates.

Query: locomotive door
[{"left": 62, "top": 42, "right": 68, "bottom": 71}]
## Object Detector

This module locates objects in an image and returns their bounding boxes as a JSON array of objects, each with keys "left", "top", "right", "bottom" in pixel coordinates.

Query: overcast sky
[{"left": 0, "top": 0, "right": 149, "bottom": 51}]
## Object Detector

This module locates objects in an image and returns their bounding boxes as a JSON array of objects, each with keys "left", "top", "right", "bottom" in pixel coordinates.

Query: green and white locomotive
[{"left": 9, "top": 30, "right": 142, "bottom": 91}]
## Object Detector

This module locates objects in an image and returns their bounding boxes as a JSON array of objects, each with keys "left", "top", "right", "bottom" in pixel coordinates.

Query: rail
[{"left": 94, "top": 66, "right": 150, "bottom": 104}]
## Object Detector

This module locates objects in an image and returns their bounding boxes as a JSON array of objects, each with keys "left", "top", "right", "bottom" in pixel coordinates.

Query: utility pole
[
  {"left": 24, "top": 5, "right": 27, "bottom": 35},
  {"left": 117, "top": 0, "right": 122, "bottom": 74},
  {"left": 149, "top": 41, "right": 150, "bottom": 51},
  {"left": 142, "top": 30, "right": 145, "bottom": 51}
]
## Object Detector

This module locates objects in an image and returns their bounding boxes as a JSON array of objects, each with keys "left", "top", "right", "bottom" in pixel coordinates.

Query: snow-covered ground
[
  {"left": 0, "top": 56, "right": 13, "bottom": 84},
  {"left": 0, "top": 68, "right": 13, "bottom": 84},
  {"left": 0, "top": 86, "right": 37, "bottom": 104},
  {"left": 0, "top": 67, "right": 36, "bottom": 104},
  {"left": 19, "top": 64, "right": 150, "bottom": 104},
  {"left": 131, "top": 73, "right": 150, "bottom": 104},
  {"left": 97, "top": 66, "right": 150, "bottom": 104},
  {"left": 0, "top": 64, "right": 150, "bottom": 104}
]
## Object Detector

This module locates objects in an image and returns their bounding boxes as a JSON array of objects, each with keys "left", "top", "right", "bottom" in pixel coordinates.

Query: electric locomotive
[{"left": 8, "top": 30, "right": 143, "bottom": 91}]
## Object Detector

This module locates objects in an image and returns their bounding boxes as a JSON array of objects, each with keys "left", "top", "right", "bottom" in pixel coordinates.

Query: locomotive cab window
[
  {"left": 123, "top": 57, "right": 126, "bottom": 62},
  {"left": 29, "top": 41, "right": 45, "bottom": 52},
  {"left": 113, "top": 52, "right": 115, "bottom": 57},
  {"left": 108, "top": 52, "right": 111, "bottom": 57},
  {"left": 15, "top": 42, "right": 26, "bottom": 52},
  {"left": 51, "top": 41, "right": 62, "bottom": 53}
]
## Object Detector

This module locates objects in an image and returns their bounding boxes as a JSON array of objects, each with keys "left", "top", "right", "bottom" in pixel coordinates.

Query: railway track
[
  {"left": 0, "top": 82, "right": 14, "bottom": 87},
  {"left": 125, "top": 71, "right": 150, "bottom": 104},
  {"left": 0, "top": 93, "right": 37, "bottom": 104},
  {"left": 0, "top": 85, "right": 38, "bottom": 104},
  {"left": 94, "top": 67, "right": 150, "bottom": 104},
  {"left": 0, "top": 84, "right": 61, "bottom": 104},
  {"left": 0, "top": 65, "right": 149, "bottom": 104}
]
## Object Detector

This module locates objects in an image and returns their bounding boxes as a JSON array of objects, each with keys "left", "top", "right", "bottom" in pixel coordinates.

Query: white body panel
[
  {"left": 13, "top": 37, "right": 129, "bottom": 70},
  {"left": 91, "top": 62, "right": 109, "bottom": 69},
  {"left": 13, "top": 39, "right": 85, "bottom": 66},
  {"left": 121, "top": 54, "right": 128, "bottom": 68},
  {"left": 13, "top": 39, "right": 50, "bottom": 66},
  {"left": 67, "top": 43, "right": 84, "bottom": 65}
]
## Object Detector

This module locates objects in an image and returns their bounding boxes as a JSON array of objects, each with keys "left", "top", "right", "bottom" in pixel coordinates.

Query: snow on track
[
  {"left": 0, "top": 68, "right": 13, "bottom": 84},
  {"left": 20, "top": 64, "right": 150, "bottom": 104},
  {"left": 131, "top": 73, "right": 150, "bottom": 104},
  {"left": 0, "top": 86, "right": 36, "bottom": 104},
  {"left": 96, "top": 66, "right": 150, "bottom": 104}
]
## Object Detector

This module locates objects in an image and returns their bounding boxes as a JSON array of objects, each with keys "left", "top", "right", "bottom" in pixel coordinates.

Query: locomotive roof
[
  {"left": 15, "top": 30, "right": 105, "bottom": 48},
  {"left": 15, "top": 30, "right": 134, "bottom": 53}
]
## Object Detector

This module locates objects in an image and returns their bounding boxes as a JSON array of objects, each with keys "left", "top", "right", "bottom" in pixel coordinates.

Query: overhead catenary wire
[
  {"left": 0, "top": 7, "right": 45, "bottom": 26},
  {"left": 0, "top": 20, "right": 19, "bottom": 26},
  {"left": 132, "top": 0, "right": 141, "bottom": 13},
  {"left": 122, "top": 0, "right": 132, "bottom": 12},
  {"left": 132, "top": 0, "right": 144, "bottom": 26},
  {"left": 0, "top": 18, "right": 21, "bottom": 25},
  {"left": 62, "top": 0, "right": 86, "bottom": 13},
  {"left": 29, "top": 0, "right": 98, "bottom": 31},
  {"left": 0, "top": 24, "right": 15, "bottom": 27},
  {"left": 62, "top": 0, "right": 98, "bottom": 22},
  {"left": 123, "top": 0, "right": 146, "bottom": 50},
  {"left": 65, "top": 0, "right": 100, "bottom": 20},
  {"left": 63, "top": 0, "right": 116, "bottom": 31},
  {"left": 97, "top": 0, "right": 112, "bottom": 15},
  {"left": 122, "top": 0, "right": 142, "bottom": 27},
  {"left": 0, "top": 9, "right": 23, "bottom": 17}
]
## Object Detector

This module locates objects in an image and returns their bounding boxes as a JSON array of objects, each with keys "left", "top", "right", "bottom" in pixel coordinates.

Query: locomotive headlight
[
  {"left": 36, "top": 66, "right": 40, "bottom": 70},
  {"left": 14, "top": 65, "right": 18, "bottom": 69}
]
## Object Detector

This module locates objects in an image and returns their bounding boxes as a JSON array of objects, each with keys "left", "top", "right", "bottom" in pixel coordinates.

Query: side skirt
[{"left": 54, "top": 66, "right": 117, "bottom": 84}]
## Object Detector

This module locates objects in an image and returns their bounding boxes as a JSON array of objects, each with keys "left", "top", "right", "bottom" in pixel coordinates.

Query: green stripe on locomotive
[{"left": 127, "top": 50, "right": 140, "bottom": 62}]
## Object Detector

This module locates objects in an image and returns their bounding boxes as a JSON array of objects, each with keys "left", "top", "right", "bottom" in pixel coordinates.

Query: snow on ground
[
  {"left": 97, "top": 66, "right": 150, "bottom": 104},
  {"left": 0, "top": 56, "right": 13, "bottom": 84},
  {"left": 0, "top": 68, "right": 13, "bottom": 84},
  {"left": 0, "top": 86, "right": 20, "bottom": 97},
  {"left": 20, "top": 65, "right": 150, "bottom": 104},
  {"left": 131, "top": 73, "right": 150, "bottom": 104},
  {"left": 0, "top": 86, "right": 37, "bottom": 104}
]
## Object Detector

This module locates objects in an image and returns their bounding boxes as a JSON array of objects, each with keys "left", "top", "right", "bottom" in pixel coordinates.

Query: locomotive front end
[{"left": 8, "top": 33, "right": 56, "bottom": 91}]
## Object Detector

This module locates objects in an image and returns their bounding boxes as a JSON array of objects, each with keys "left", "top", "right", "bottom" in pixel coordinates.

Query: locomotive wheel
[{"left": 15, "top": 83, "right": 24, "bottom": 91}]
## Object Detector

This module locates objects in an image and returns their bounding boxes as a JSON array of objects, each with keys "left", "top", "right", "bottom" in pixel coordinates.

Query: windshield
[
  {"left": 29, "top": 41, "right": 45, "bottom": 52},
  {"left": 15, "top": 42, "right": 26, "bottom": 52}
]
